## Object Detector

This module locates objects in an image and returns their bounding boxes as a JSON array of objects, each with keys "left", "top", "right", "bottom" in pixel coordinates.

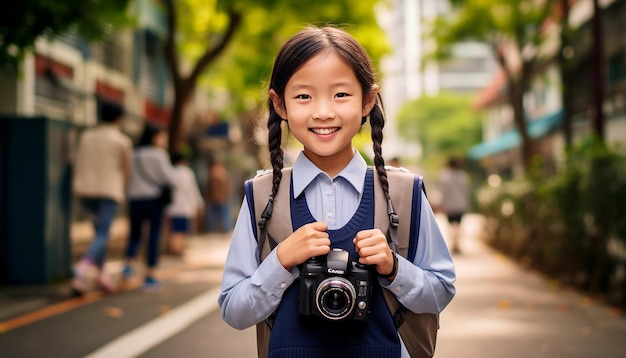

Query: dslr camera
[{"left": 299, "top": 248, "right": 373, "bottom": 321}]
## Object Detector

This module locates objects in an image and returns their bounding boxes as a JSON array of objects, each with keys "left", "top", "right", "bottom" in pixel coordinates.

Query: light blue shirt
[{"left": 218, "top": 151, "right": 456, "bottom": 357}]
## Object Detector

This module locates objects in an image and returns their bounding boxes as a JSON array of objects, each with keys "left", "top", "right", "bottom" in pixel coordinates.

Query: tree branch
[
  {"left": 187, "top": 8, "right": 242, "bottom": 85},
  {"left": 163, "top": 0, "right": 180, "bottom": 82}
]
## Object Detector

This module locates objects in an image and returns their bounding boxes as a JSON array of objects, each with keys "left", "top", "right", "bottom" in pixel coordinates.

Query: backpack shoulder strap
[
  {"left": 373, "top": 168, "right": 423, "bottom": 259},
  {"left": 245, "top": 168, "right": 293, "bottom": 358},
  {"left": 244, "top": 168, "right": 293, "bottom": 262},
  {"left": 375, "top": 168, "right": 438, "bottom": 358}
]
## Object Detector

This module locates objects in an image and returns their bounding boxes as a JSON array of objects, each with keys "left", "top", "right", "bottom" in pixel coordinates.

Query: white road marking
[{"left": 84, "top": 287, "right": 221, "bottom": 358}]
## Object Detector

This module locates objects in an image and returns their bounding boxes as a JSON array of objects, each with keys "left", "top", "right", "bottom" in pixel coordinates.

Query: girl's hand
[
  {"left": 353, "top": 229, "right": 395, "bottom": 277},
  {"left": 276, "top": 221, "right": 330, "bottom": 270}
]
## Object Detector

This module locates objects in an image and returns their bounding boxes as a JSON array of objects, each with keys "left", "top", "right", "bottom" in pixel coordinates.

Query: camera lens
[
  {"left": 315, "top": 277, "right": 356, "bottom": 321},
  {"left": 325, "top": 291, "right": 346, "bottom": 310}
]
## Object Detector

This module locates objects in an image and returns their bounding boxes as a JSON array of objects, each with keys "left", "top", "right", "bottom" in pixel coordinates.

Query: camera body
[{"left": 299, "top": 248, "right": 373, "bottom": 321}]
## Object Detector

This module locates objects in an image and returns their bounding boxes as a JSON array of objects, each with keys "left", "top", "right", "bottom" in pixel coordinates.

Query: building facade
[
  {"left": 378, "top": 0, "right": 498, "bottom": 160},
  {"left": 0, "top": 0, "right": 172, "bottom": 138},
  {"left": 468, "top": 0, "right": 626, "bottom": 178}
]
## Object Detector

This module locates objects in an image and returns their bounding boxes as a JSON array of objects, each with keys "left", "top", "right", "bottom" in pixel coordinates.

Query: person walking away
[
  {"left": 72, "top": 100, "right": 132, "bottom": 294},
  {"left": 205, "top": 157, "right": 232, "bottom": 233},
  {"left": 437, "top": 157, "right": 470, "bottom": 254},
  {"left": 218, "top": 26, "right": 455, "bottom": 357},
  {"left": 165, "top": 152, "right": 204, "bottom": 256},
  {"left": 123, "top": 122, "right": 176, "bottom": 291}
]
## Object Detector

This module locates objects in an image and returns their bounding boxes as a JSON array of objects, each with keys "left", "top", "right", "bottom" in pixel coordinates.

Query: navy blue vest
[{"left": 267, "top": 169, "right": 401, "bottom": 358}]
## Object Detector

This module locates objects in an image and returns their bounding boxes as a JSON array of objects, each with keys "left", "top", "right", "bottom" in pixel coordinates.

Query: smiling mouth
[{"left": 311, "top": 127, "right": 339, "bottom": 135}]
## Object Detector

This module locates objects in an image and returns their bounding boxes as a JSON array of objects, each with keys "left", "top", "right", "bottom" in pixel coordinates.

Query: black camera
[{"left": 298, "top": 248, "right": 373, "bottom": 321}]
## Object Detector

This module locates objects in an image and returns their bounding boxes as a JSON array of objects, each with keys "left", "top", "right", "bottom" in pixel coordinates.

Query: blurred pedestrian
[
  {"left": 437, "top": 157, "right": 470, "bottom": 254},
  {"left": 165, "top": 152, "right": 204, "bottom": 256},
  {"left": 71, "top": 99, "right": 132, "bottom": 295},
  {"left": 205, "top": 157, "right": 232, "bottom": 233},
  {"left": 123, "top": 122, "right": 176, "bottom": 291},
  {"left": 388, "top": 156, "right": 403, "bottom": 169}
]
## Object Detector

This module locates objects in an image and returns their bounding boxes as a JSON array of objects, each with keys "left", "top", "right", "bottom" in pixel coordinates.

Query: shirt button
[
  {"left": 327, "top": 211, "right": 334, "bottom": 218},
  {"left": 279, "top": 282, "right": 286, "bottom": 289},
  {"left": 395, "top": 286, "right": 402, "bottom": 292},
  {"left": 326, "top": 189, "right": 333, "bottom": 195}
]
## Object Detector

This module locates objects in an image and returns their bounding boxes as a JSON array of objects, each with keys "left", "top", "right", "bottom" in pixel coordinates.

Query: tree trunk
[
  {"left": 162, "top": 0, "right": 242, "bottom": 154},
  {"left": 168, "top": 80, "right": 194, "bottom": 154},
  {"left": 591, "top": 0, "right": 605, "bottom": 141},
  {"left": 559, "top": 0, "right": 572, "bottom": 148},
  {"left": 508, "top": 79, "right": 533, "bottom": 171}
]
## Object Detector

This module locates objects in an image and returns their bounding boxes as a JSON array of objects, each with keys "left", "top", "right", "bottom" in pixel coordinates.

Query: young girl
[
  {"left": 219, "top": 26, "right": 455, "bottom": 357},
  {"left": 165, "top": 152, "right": 204, "bottom": 255}
]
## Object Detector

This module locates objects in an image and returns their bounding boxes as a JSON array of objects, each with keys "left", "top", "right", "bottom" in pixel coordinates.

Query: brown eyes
[{"left": 294, "top": 93, "right": 350, "bottom": 99}]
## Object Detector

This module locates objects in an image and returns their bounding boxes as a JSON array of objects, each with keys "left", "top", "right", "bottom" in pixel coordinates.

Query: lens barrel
[{"left": 315, "top": 277, "right": 356, "bottom": 320}]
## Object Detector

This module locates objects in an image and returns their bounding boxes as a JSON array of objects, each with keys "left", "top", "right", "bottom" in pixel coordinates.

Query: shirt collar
[{"left": 291, "top": 150, "right": 368, "bottom": 198}]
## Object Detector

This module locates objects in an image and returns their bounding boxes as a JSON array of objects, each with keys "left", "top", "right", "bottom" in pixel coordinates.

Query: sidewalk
[
  {"left": 435, "top": 213, "right": 626, "bottom": 357},
  {"left": 0, "top": 231, "right": 232, "bottom": 324}
]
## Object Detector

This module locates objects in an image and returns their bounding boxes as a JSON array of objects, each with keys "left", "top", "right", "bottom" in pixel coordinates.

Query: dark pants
[
  {"left": 446, "top": 212, "right": 465, "bottom": 224},
  {"left": 126, "top": 198, "right": 164, "bottom": 268}
]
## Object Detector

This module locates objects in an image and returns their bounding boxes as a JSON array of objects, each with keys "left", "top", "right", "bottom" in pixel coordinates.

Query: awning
[{"left": 468, "top": 110, "right": 563, "bottom": 160}]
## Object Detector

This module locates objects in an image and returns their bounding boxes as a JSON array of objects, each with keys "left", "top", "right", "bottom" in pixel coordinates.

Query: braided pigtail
[
  {"left": 267, "top": 114, "right": 284, "bottom": 199},
  {"left": 369, "top": 96, "right": 389, "bottom": 201},
  {"left": 258, "top": 105, "right": 285, "bottom": 231},
  {"left": 369, "top": 96, "right": 400, "bottom": 237}
]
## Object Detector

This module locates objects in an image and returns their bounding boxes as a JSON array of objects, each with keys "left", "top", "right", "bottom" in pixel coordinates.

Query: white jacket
[{"left": 166, "top": 165, "right": 204, "bottom": 218}]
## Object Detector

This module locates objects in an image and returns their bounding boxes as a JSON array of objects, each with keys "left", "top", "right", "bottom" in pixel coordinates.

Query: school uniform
[{"left": 219, "top": 150, "right": 456, "bottom": 357}]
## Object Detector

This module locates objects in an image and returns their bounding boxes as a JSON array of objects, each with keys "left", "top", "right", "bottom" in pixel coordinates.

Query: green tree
[
  {"left": 396, "top": 92, "right": 482, "bottom": 170},
  {"left": 162, "top": 0, "right": 388, "bottom": 153},
  {"left": 0, "top": 0, "right": 131, "bottom": 69},
  {"left": 427, "top": 0, "right": 562, "bottom": 171}
]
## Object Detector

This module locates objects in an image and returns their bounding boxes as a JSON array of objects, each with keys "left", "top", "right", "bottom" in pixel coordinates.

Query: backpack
[{"left": 244, "top": 167, "right": 439, "bottom": 358}]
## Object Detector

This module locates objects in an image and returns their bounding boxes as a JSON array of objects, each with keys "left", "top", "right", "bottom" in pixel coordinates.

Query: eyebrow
[{"left": 288, "top": 82, "right": 356, "bottom": 91}]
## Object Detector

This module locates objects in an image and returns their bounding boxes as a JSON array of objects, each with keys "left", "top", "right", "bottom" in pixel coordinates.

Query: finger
[
  {"left": 354, "top": 229, "right": 376, "bottom": 241},
  {"left": 309, "top": 221, "right": 328, "bottom": 232},
  {"left": 314, "top": 236, "right": 331, "bottom": 248}
]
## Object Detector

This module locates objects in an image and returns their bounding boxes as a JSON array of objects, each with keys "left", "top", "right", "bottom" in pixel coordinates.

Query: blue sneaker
[{"left": 143, "top": 276, "right": 161, "bottom": 292}]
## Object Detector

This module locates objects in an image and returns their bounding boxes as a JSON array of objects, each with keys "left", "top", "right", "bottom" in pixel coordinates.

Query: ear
[
  {"left": 269, "top": 89, "right": 287, "bottom": 120},
  {"left": 361, "top": 84, "right": 379, "bottom": 117}
]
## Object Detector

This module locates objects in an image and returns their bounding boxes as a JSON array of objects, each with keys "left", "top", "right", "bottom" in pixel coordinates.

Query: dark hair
[
  {"left": 137, "top": 122, "right": 164, "bottom": 147},
  {"left": 170, "top": 151, "right": 185, "bottom": 165},
  {"left": 98, "top": 99, "right": 124, "bottom": 123},
  {"left": 265, "top": 26, "right": 390, "bottom": 213},
  {"left": 448, "top": 157, "right": 462, "bottom": 169}
]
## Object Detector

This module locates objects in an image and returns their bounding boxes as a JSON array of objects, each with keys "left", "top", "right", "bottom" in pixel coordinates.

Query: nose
[{"left": 312, "top": 100, "right": 335, "bottom": 120}]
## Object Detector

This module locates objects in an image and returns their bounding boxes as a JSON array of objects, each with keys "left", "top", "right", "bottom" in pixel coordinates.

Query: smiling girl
[{"left": 218, "top": 26, "right": 455, "bottom": 358}]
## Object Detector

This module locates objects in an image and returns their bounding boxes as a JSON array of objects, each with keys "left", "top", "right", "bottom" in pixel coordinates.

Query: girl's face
[{"left": 271, "top": 50, "right": 378, "bottom": 175}]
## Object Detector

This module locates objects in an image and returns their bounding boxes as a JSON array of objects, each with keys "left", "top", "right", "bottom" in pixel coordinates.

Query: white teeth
[{"left": 312, "top": 128, "right": 339, "bottom": 135}]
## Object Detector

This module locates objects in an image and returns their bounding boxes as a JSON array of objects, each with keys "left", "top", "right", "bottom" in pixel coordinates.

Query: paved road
[{"left": 1, "top": 214, "right": 626, "bottom": 357}]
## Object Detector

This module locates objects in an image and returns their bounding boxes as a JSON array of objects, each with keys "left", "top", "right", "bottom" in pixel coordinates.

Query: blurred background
[{"left": 1, "top": 0, "right": 625, "bottom": 314}]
